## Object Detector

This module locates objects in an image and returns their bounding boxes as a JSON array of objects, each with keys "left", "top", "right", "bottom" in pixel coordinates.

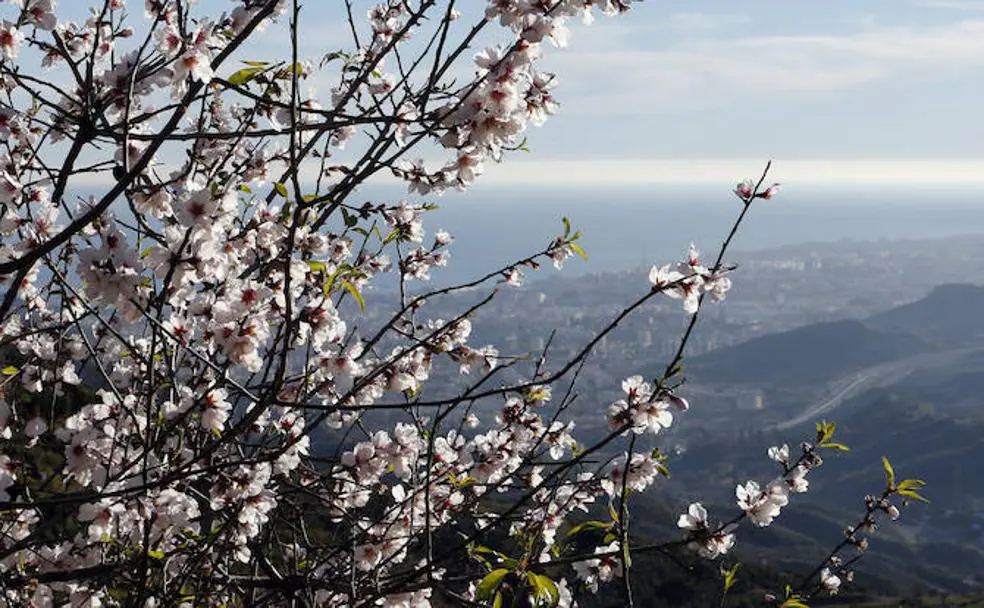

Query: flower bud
[
  {"left": 734, "top": 180, "right": 754, "bottom": 200},
  {"left": 757, "top": 183, "right": 780, "bottom": 199}
]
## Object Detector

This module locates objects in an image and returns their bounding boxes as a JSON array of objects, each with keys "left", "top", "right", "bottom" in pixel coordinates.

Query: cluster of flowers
[
  {"left": 676, "top": 441, "right": 821, "bottom": 562},
  {"left": 391, "top": 0, "right": 639, "bottom": 196},
  {"left": 606, "top": 375, "right": 689, "bottom": 435},
  {"left": 649, "top": 243, "right": 733, "bottom": 314},
  {"left": 0, "top": 1, "right": 665, "bottom": 604},
  {"left": 792, "top": 487, "right": 912, "bottom": 601}
]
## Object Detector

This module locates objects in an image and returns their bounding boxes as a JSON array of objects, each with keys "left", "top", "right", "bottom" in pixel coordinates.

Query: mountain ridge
[{"left": 687, "top": 282, "right": 984, "bottom": 387}]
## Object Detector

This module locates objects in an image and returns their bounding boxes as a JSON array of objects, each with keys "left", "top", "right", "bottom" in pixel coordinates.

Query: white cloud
[
  {"left": 662, "top": 13, "right": 750, "bottom": 32},
  {"left": 544, "top": 19, "right": 984, "bottom": 115},
  {"left": 914, "top": 0, "right": 984, "bottom": 10}
]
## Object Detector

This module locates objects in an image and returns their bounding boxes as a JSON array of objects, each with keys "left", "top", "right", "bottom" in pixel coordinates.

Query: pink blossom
[{"left": 0, "top": 21, "right": 24, "bottom": 60}]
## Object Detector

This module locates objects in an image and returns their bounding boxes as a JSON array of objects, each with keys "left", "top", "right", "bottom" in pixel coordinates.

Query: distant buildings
[{"left": 735, "top": 389, "right": 766, "bottom": 411}]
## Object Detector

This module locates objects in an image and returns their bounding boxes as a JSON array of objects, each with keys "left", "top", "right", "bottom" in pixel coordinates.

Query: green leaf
[
  {"left": 238, "top": 184, "right": 252, "bottom": 194},
  {"left": 382, "top": 228, "right": 400, "bottom": 245},
  {"left": 815, "top": 421, "right": 836, "bottom": 445},
  {"left": 475, "top": 569, "right": 510, "bottom": 600},
  {"left": 147, "top": 549, "right": 165, "bottom": 560},
  {"left": 281, "top": 62, "right": 305, "bottom": 78},
  {"left": 721, "top": 562, "right": 741, "bottom": 592},
  {"left": 321, "top": 51, "right": 347, "bottom": 65},
  {"left": 340, "top": 280, "right": 365, "bottom": 310},
  {"left": 882, "top": 455, "right": 895, "bottom": 487},
  {"left": 523, "top": 385, "right": 551, "bottom": 404},
  {"left": 322, "top": 263, "right": 351, "bottom": 296},
  {"left": 227, "top": 66, "right": 264, "bottom": 86},
  {"left": 528, "top": 573, "right": 560, "bottom": 607},
  {"left": 565, "top": 520, "right": 609, "bottom": 539},
  {"left": 1, "top": 365, "right": 18, "bottom": 376},
  {"left": 569, "top": 242, "right": 589, "bottom": 261},
  {"left": 492, "top": 591, "right": 503, "bottom": 608},
  {"left": 241, "top": 60, "right": 269, "bottom": 67},
  {"left": 898, "top": 479, "right": 929, "bottom": 503},
  {"left": 447, "top": 472, "right": 478, "bottom": 490},
  {"left": 820, "top": 442, "right": 850, "bottom": 451},
  {"left": 305, "top": 260, "right": 327, "bottom": 273},
  {"left": 561, "top": 217, "right": 571, "bottom": 239},
  {"left": 897, "top": 478, "right": 926, "bottom": 491},
  {"left": 899, "top": 489, "right": 930, "bottom": 503},
  {"left": 608, "top": 500, "right": 620, "bottom": 525},
  {"left": 468, "top": 543, "right": 505, "bottom": 571},
  {"left": 274, "top": 182, "right": 289, "bottom": 198}
]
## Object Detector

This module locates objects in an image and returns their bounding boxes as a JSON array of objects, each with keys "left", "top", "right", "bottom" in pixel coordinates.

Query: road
[{"left": 771, "top": 347, "right": 984, "bottom": 431}]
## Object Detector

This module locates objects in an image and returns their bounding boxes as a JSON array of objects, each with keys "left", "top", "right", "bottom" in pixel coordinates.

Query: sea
[
  {"left": 389, "top": 182, "right": 984, "bottom": 286},
  {"left": 77, "top": 180, "right": 984, "bottom": 288}
]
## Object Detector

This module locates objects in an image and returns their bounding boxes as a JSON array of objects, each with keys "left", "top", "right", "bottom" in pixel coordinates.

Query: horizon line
[{"left": 54, "top": 158, "right": 984, "bottom": 190}]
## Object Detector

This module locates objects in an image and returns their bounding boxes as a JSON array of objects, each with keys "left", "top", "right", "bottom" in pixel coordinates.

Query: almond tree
[{"left": 0, "top": 1, "right": 925, "bottom": 606}]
